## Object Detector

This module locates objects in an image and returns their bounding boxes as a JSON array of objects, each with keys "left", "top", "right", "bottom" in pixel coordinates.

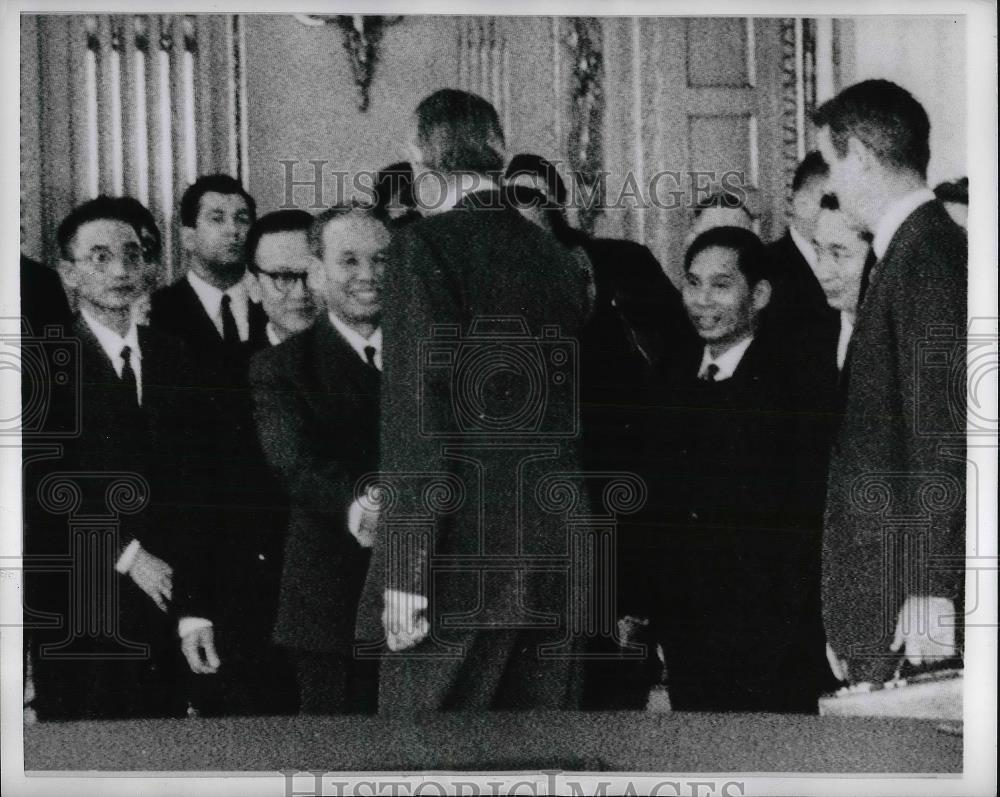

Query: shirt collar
[
  {"left": 789, "top": 224, "right": 818, "bottom": 269},
  {"left": 328, "top": 312, "right": 382, "bottom": 370},
  {"left": 872, "top": 187, "right": 936, "bottom": 259},
  {"left": 698, "top": 335, "right": 753, "bottom": 381},
  {"left": 80, "top": 306, "right": 141, "bottom": 366},
  {"left": 186, "top": 268, "right": 249, "bottom": 315},
  {"left": 837, "top": 311, "right": 855, "bottom": 372}
]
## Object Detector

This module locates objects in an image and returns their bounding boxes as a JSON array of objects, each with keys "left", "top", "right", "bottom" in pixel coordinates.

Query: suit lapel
[
  {"left": 312, "top": 317, "right": 379, "bottom": 401},
  {"left": 175, "top": 278, "right": 225, "bottom": 345}
]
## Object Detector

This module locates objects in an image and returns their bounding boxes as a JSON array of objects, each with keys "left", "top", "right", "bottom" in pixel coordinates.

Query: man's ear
[
  {"left": 846, "top": 136, "right": 875, "bottom": 171},
  {"left": 306, "top": 257, "right": 326, "bottom": 296},
  {"left": 180, "top": 225, "right": 195, "bottom": 255},
  {"left": 751, "top": 278, "right": 772, "bottom": 313},
  {"left": 246, "top": 271, "right": 261, "bottom": 303},
  {"left": 57, "top": 258, "right": 79, "bottom": 290}
]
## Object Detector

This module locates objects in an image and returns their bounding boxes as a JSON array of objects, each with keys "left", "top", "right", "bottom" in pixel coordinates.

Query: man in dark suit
[
  {"left": 765, "top": 151, "right": 838, "bottom": 339},
  {"left": 357, "top": 89, "right": 593, "bottom": 713},
  {"left": 27, "top": 198, "right": 207, "bottom": 720},
  {"left": 251, "top": 205, "right": 388, "bottom": 714},
  {"left": 815, "top": 79, "right": 967, "bottom": 684},
  {"left": 640, "top": 226, "right": 829, "bottom": 712},
  {"left": 149, "top": 174, "right": 266, "bottom": 353},
  {"left": 170, "top": 208, "right": 316, "bottom": 717},
  {"left": 20, "top": 254, "right": 73, "bottom": 335}
]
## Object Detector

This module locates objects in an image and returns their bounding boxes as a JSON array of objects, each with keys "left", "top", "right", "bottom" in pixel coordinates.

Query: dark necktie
[
  {"left": 220, "top": 294, "right": 240, "bottom": 345},
  {"left": 120, "top": 345, "right": 139, "bottom": 405},
  {"left": 364, "top": 345, "right": 379, "bottom": 371},
  {"left": 701, "top": 363, "right": 719, "bottom": 382}
]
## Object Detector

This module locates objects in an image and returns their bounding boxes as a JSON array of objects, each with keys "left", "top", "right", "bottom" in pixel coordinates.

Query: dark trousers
[
  {"left": 186, "top": 643, "right": 299, "bottom": 717},
  {"left": 293, "top": 650, "right": 378, "bottom": 715}
]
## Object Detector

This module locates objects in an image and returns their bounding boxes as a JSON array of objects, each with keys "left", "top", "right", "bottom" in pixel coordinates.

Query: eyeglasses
[
  {"left": 254, "top": 268, "right": 310, "bottom": 294},
  {"left": 74, "top": 244, "right": 144, "bottom": 270}
]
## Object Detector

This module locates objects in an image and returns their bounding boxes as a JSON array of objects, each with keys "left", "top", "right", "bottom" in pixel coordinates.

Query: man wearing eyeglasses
[
  {"left": 249, "top": 204, "right": 389, "bottom": 714},
  {"left": 246, "top": 210, "right": 320, "bottom": 345},
  {"left": 26, "top": 197, "right": 209, "bottom": 720}
]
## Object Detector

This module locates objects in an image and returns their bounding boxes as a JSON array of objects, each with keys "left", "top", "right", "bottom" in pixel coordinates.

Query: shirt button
[
  {"left": 689, "top": 511, "right": 699, "bottom": 521},
  {"left": 258, "top": 553, "right": 266, "bottom": 562}
]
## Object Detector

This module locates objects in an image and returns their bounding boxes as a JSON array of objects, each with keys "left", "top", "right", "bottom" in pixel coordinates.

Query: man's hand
[
  {"left": 382, "top": 589, "right": 429, "bottom": 652},
  {"left": 128, "top": 548, "right": 173, "bottom": 612},
  {"left": 353, "top": 507, "right": 379, "bottom": 549},
  {"left": 825, "top": 642, "right": 850, "bottom": 683},
  {"left": 890, "top": 594, "right": 956, "bottom": 666},
  {"left": 181, "top": 626, "right": 221, "bottom": 674}
]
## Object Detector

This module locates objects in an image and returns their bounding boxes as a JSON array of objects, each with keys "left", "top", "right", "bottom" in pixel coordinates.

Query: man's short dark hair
[
  {"left": 57, "top": 196, "right": 140, "bottom": 261},
  {"left": 504, "top": 153, "right": 568, "bottom": 207},
  {"left": 692, "top": 190, "right": 753, "bottom": 220},
  {"left": 246, "top": 209, "right": 314, "bottom": 268},
  {"left": 113, "top": 196, "right": 161, "bottom": 260},
  {"left": 792, "top": 151, "right": 829, "bottom": 193},
  {"left": 934, "top": 176, "right": 968, "bottom": 206},
  {"left": 179, "top": 174, "right": 257, "bottom": 228},
  {"left": 683, "top": 226, "right": 771, "bottom": 286},
  {"left": 308, "top": 202, "right": 388, "bottom": 261},
  {"left": 813, "top": 79, "right": 931, "bottom": 179},
  {"left": 373, "top": 162, "right": 416, "bottom": 218},
  {"left": 415, "top": 89, "right": 505, "bottom": 175}
]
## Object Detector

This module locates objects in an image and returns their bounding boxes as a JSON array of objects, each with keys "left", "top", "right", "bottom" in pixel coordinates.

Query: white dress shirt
[
  {"left": 697, "top": 336, "right": 754, "bottom": 382},
  {"left": 328, "top": 312, "right": 383, "bottom": 543},
  {"left": 837, "top": 311, "right": 855, "bottom": 372},
  {"left": 80, "top": 309, "right": 145, "bottom": 574},
  {"left": 328, "top": 312, "right": 383, "bottom": 371},
  {"left": 872, "top": 187, "right": 937, "bottom": 260},
  {"left": 187, "top": 269, "right": 251, "bottom": 342}
]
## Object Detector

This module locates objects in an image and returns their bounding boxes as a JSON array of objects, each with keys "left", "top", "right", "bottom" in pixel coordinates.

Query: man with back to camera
[
  {"left": 815, "top": 79, "right": 967, "bottom": 685},
  {"left": 251, "top": 204, "right": 389, "bottom": 714},
  {"left": 356, "top": 89, "right": 594, "bottom": 712}
]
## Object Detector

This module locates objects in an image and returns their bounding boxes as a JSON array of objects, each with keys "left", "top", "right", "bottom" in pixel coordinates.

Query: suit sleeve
[
  {"left": 249, "top": 351, "right": 355, "bottom": 522},
  {"left": 366, "top": 228, "right": 462, "bottom": 599},
  {"left": 893, "top": 238, "right": 967, "bottom": 601}
]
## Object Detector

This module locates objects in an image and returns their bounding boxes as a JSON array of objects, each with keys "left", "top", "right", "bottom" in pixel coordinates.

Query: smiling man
[
  {"left": 638, "top": 225, "right": 831, "bottom": 713},
  {"left": 250, "top": 204, "right": 389, "bottom": 714}
]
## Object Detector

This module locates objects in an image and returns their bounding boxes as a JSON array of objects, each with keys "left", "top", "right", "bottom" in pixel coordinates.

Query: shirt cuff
[
  {"left": 115, "top": 539, "right": 142, "bottom": 574},
  {"left": 178, "top": 617, "right": 213, "bottom": 638},
  {"left": 348, "top": 498, "right": 364, "bottom": 537}
]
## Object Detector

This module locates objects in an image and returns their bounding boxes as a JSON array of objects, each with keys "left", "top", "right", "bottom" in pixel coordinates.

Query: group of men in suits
[{"left": 23, "top": 78, "right": 966, "bottom": 720}]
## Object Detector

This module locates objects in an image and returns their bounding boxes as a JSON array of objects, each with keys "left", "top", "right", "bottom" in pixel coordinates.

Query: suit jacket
[
  {"left": 26, "top": 317, "right": 211, "bottom": 647},
  {"left": 765, "top": 230, "right": 840, "bottom": 340},
  {"left": 356, "top": 190, "right": 591, "bottom": 710},
  {"left": 149, "top": 274, "right": 269, "bottom": 356},
  {"left": 822, "top": 200, "right": 967, "bottom": 683},
  {"left": 20, "top": 254, "right": 72, "bottom": 336},
  {"left": 250, "top": 317, "right": 379, "bottom": 652},
  {"left": 639, "top": 335, "right": 829, "bottom": 709}
]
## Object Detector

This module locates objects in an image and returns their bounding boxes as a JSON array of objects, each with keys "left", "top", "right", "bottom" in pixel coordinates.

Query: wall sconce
[{"left": 294, "top": 14, "right": 403, "bottom": 112}]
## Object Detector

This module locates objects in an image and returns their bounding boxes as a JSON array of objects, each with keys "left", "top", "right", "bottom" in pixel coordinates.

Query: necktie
[
  {"left": 220, "top": 294, "right": 240, "bottom": 345},
  {"left": 364, "top": 345, "right": 379, "bottom": 371},
  {"left": 120, "top": 345, "right": 139, "bottom": 405},
  {"left": 701, "top": 363, "right": 719, "bottom": 382}
]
